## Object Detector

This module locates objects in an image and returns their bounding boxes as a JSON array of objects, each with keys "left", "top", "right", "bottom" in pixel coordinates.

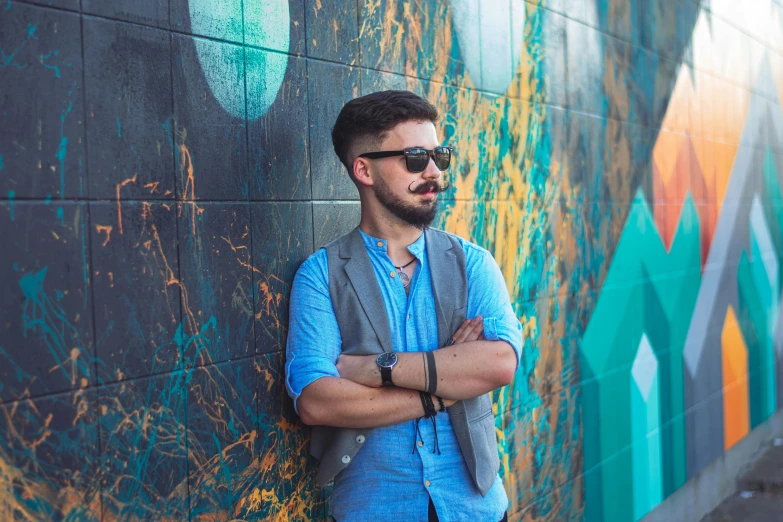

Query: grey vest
[{"left": 309, "top": 227, "right": 500, "bottom": 496}]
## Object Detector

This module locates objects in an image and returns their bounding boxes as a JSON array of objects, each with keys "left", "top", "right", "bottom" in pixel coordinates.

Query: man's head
[{"left": 331, "top": 90, "right": 449, "bottom": 229}]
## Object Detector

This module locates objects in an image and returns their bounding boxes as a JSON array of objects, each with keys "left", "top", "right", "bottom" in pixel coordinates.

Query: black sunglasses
[{"left": 358, "top": 146, "right": 453, "bottom": 173}]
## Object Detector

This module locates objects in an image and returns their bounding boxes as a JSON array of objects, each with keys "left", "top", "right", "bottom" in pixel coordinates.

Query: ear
[{"left": 352, "top": 156, "right": 374, "bottom": 188}]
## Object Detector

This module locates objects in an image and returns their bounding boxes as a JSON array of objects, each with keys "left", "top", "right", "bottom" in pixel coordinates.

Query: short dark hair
[{"left": 331, "top": 90, "right": 439, "bottom": 176}]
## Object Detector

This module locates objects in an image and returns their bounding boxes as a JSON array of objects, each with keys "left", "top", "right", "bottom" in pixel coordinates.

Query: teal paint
[
  {"left": 57, "top": 84, "right": 76, "bottom": 198},
  {"left": 40, "top": 50, "right": 61, "bottom": 78},
  {"left": 450, "top": 0, "right": 524, "bottom": 93},
  {"left": 0, "top": 154, "right": 4, "bottom": 171},
  {"left": 0, "top": 23, "right": 37, "bottom": 70},
  {"left": 56, "top": 206, "right": 63, "bottom": 225},
  {"left": 631, "top": 336, "right": 663, "bottom": 521},
  {"left": 117, "top": 118, "right": 121, "bottom": 138},
  {"left": 244, "top": 0, "right": 290, "bottom": 51},
  {"left": 160, "top": 118, "right": 173, "bottom": 149},
  {"left": 189, "top": 0, "right": 289, "bottom": 120},
  {"left": 18, "top": 268, "right": 89, "bottom": 383},
  {"left": 8, "top": 189, "right": 14, "bottom": 221},
  {"left": 246, "top": 48, "right": 288, "bottom": 120}
]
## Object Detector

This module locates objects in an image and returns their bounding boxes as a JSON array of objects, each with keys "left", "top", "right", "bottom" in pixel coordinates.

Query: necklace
[{"left": 394, "top": 258, "right": 416, "bottom": 288}]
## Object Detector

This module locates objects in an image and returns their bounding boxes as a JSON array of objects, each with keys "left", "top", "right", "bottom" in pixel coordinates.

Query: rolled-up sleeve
[
  {"left": 464, "top": 244, "right": 523, "bottom": 369},
  {"left": 285, "top": 250, "right": 341, "bottom": 414}
]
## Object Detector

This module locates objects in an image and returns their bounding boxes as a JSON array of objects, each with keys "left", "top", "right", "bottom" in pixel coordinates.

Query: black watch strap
[{"left": 381, "top": 366, "right": 393, "bottom": 386}]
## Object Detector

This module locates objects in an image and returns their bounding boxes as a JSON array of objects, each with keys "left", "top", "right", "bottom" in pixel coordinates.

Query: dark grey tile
[
  {"left": 360, "top": 68, "right": 407, "bottom": 96},
  {"left": 99, "top": 372, "right": 189, "bottom": 520},
  {"left": 19, "top": 0, "right": 79, "bottom": 11},
  {"left": 0, "top": 3, "right": 85, "bottom": 199},
  {"left": 307, "top": 60, "right": 360, "bottom": 200},
  {"left": 313, "top": 201, "right": 360, "bottom": 249},
  {"left": 0, "top": 201, "right": 93, "bottom": 402},
  {"left": 172, "top": 34, "right": 248, "bottom": 200},
  {"left": 251, "top": 202, "right": 313, "bottom": 353},
  {"left": 84, "top": 18, "right": 175, "bottom": 200},
  {"left": 178, "top": 202, "right": 254, "bottom": 365},
  {"left": 83, "top": 0, "right": 169, "bottom": 29},
  {"left": 305, "top": 0, "right": 359, "bottom": 63},
  {"left": 247, "top": 51, "right": 310, "bottom": 200},
  {"left": 91, "top": 201, "right": 182, "bottom": 383}
]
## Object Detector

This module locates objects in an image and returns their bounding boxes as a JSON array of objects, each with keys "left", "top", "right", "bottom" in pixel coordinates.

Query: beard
[{"left": 373, "top": 176, "right": 438, "bottom": 230}]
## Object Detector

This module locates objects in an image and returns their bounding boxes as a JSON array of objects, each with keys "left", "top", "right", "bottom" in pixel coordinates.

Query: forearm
[
  {"left": 391, "top": 341, "right": 517, "bottom": 400},
  {"left": 297, "top": 376, "right": 427, "bottom": 429}
]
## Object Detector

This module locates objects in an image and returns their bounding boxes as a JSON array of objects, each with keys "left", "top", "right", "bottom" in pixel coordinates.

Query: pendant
[{"left": 399, "top": 269, "right": 410, "bottom": 287}]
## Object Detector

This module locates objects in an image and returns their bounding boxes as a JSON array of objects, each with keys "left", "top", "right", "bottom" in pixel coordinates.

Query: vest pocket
[{"left": 469, "top": 408, "right": 494, "bottom": 424}]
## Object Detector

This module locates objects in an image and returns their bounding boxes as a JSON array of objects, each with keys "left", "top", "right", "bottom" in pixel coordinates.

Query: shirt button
[
  {"left": 425, "top": 480, "right": 431, "bottom": 487},
  {"left": 418, "top": 441, "right": 423, "bottom": 447},
  {"left": 377, "top": 241, "right": 383, "bottom": 247},
  {"left": 356, "top": 435, "right": 365, "bottom": 444},
  {"left": 390, "top": 271, "right": 397, "bottom": 278},
  {"left": 341, "top": 455, "right": 351, "bottom": 464}
]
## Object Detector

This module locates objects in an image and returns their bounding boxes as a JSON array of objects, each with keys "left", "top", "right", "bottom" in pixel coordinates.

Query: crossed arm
[{"left": 296, "top": 317, "right": 517, "bottom": 428}]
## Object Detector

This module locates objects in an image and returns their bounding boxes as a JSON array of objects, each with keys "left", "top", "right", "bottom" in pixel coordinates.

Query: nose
[{"left": 421, "top": 154, "right": 442, "bottom": 179}]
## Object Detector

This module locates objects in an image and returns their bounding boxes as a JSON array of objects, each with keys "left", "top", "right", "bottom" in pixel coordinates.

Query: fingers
[
  {"left": 463, "top": 316, "right": 484, "bottom": 342},
  {"left": 452, "top": 316, "right": 483, "bottom": 343},
  {"left": 451, "top": 319, "right": 472, "bottom": 343}
]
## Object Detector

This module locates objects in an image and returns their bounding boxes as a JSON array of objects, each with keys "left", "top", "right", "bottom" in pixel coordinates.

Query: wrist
[{"left": 376, "top": 352, "right": 398, "bottom": 387}]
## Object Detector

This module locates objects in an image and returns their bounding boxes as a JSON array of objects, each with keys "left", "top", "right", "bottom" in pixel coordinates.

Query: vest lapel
[
  {"left": 425, "top": 228, "right": 459, "bottom": 347},
  {"left": 340, "top": 228, "right": 394, "bottom": 354}
]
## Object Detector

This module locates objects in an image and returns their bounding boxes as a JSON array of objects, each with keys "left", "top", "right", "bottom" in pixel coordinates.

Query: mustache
[{"left": 407, "top": 180, "right": 450, "bottom": 194}]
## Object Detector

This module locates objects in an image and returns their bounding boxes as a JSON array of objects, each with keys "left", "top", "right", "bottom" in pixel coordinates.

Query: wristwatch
[{"left": 376, "top": 352, "right": 398, "bottom": 386}]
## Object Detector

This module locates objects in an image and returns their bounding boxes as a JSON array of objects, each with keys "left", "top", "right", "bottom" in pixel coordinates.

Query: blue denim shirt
[{"left": 286, "top": 228, "right": 523, "bottom": 521}]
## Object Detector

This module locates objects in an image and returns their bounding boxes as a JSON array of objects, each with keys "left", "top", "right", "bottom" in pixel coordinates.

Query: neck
[{"left": 359, "top": 201, "right": 423, "bottom": 261}]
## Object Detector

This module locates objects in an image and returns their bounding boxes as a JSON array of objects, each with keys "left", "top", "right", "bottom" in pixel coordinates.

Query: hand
[
  {"left": 450, "top": 316, "right": 485, "bottom": 344},
  {"left": 336, "top": 354, "right": 381, "bottom": 388}
]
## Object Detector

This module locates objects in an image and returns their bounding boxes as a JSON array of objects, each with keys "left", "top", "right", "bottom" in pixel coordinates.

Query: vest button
[
  {"left": 341, "top": 455, "right": 351, "bottom": 464},
  {"left": 390, "top": 271, "right": 397, "bottom": 278},
  {"left": 425, "top": 480, "right": 431, "bottom": 487},
  {"left": 377, "top": 241, "right": 383, "bottom": 247},
  {"left": 356, "top": 435, "right": 365, "bottom": 444}
]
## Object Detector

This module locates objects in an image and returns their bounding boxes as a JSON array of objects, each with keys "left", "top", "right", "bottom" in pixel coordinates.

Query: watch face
[{"left": 377, "top": 352, "right": 398, "bottom": 368}]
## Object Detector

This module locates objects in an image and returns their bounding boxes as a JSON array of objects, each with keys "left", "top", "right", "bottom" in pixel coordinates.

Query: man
[{"left": 285, "top": 90, "right": 522, "bottom": 521}]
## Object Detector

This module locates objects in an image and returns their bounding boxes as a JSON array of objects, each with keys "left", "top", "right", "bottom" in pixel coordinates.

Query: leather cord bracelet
[
  {"left": 435, "top": 395, "right": 446, "bottom": 412},
  {"left": 419, "top": 391, "right": 437, "bottom": 418},
  {"left": 414, "top": 392, "right": 441, "bottom": 455}
]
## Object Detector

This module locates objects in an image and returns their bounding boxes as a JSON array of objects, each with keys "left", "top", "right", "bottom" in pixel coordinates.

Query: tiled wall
[{"left": 2, "top": 0, "right": 783, "bottom": 520}]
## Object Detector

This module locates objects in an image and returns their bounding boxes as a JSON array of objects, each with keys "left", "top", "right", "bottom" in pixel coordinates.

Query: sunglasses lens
[
  {"left": 406, "top": 150, "right": 429, "bottom": 172},
  {"left": 434, "top": 147, "right": 451, "bottom": 170}
]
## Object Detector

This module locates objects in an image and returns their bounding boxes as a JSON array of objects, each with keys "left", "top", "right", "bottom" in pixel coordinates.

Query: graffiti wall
[{"left": 1, "top": 0, "right": 782, "bottom": 520}]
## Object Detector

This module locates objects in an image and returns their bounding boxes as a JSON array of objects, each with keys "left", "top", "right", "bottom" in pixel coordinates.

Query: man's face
[{"left": 367, "top": 120, "right": 445, "bottom": 229}]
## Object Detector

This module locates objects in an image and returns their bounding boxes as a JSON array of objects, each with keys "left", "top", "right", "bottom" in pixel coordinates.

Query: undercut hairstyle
[{"left": 331, "top": 90, "right": 439, "bottom": 177}]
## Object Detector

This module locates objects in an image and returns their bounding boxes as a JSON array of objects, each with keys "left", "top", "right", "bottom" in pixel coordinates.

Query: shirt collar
[{"left": 357, "top": 227, "right": 426, "bottom": 259}]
